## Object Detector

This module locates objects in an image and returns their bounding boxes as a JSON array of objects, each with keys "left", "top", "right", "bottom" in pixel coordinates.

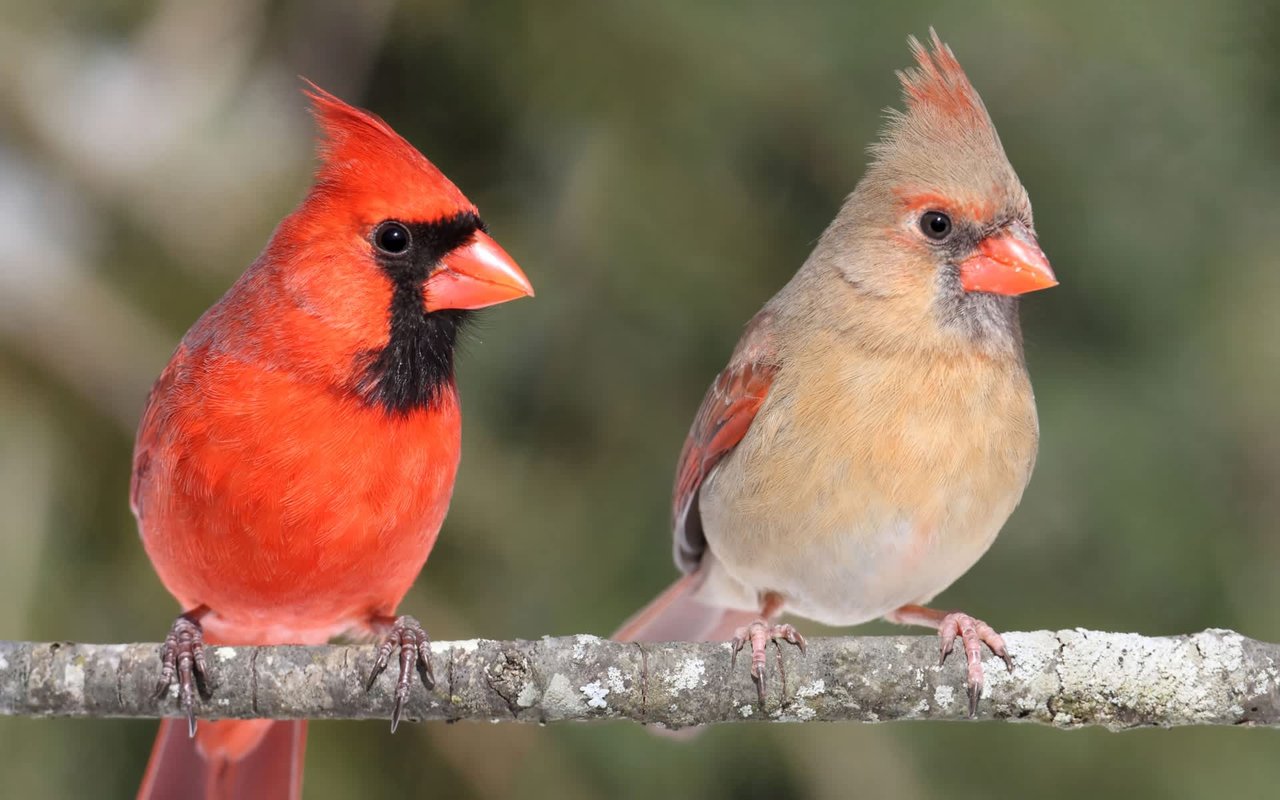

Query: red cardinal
[
  {"left": 616, "top": 32, "right": 1056, "bottom": 713},
  {"left": 131, "top": 85, "right": 533, "bottom": 799}
]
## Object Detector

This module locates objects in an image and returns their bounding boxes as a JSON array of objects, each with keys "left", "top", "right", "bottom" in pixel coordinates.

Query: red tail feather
[{"left": 137, "top": 719, "right": 306, "bottom": 800}]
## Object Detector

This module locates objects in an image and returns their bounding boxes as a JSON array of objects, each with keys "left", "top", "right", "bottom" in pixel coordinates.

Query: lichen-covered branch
[{"left": 1, "top": 630, "right": 1277, "bottom": 729}]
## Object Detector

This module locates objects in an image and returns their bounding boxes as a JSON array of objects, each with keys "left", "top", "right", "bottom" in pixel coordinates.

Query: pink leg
[
  {"left": 730, "top": 593, "right": 806, "bottom": 705},
  {"left": 887, "top": 604, "right": 1012, "bottom": 716}
]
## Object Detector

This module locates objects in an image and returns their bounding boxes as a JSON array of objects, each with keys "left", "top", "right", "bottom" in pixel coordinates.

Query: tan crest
[{"left": 863, "top": 29, "right": 1018, "bottom": 221}]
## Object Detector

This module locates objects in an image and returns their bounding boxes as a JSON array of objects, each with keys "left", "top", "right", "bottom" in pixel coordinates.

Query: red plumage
[{"left": 133, "top": 84, "right": 533, "bottom": 799}]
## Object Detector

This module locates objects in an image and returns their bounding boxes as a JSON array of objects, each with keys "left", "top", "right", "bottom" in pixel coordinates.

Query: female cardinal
[
  {"left": 131, "top": 85, "right": 532, "bottom": 799},
  {"left": 616, "top": 31, "right": 1056, "bottom": 714}
]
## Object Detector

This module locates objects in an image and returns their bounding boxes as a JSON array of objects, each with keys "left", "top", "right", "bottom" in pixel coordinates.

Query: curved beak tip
[
  {"left": 426, "top": 231, "right": 534, "bottom": 311},
  {"left": 959, "top": 223, "right": 1057, "bottom": 296}
]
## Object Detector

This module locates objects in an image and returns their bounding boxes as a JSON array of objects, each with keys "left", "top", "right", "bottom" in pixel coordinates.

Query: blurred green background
[{"left": 3, "top": 0, "right": 1279, "bottom": 797}]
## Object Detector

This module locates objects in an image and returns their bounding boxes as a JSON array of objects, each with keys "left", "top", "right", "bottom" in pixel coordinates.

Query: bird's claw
[
  {"left": 366, "top": 615, "right": 434, "bottom": 732},
  {"left": 154, "top": 612, "right": 212, "bottom": 738},
  {"left": 935, "top": 611, "right": 1010, "bottom": 717},
  {"left": 730, "top": 621, "right": 807, "bottom": 706}
]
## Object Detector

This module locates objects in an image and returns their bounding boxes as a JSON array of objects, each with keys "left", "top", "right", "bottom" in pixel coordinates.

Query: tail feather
[
  {"left": 137, "top": 718, "right": 306, "bottom": 800},
  {"left": 613, "top": 571, "right": 758, "bottom": 644}
]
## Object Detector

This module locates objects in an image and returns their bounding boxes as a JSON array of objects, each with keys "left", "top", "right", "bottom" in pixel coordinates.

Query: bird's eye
[
  {"left": 919, "top": 211, "right": 952, "bottom": 241},
  {"left": 374, "top": 221, "right": 411, "bottom": 254}
]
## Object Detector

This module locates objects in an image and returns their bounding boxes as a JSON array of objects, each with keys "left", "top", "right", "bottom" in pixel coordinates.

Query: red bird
[
  {"left": 132, "top": 85, "right": 533, "bottom": 799},
  {"left": 616, "top": 32, "right": 1056, "bottom": 714}
]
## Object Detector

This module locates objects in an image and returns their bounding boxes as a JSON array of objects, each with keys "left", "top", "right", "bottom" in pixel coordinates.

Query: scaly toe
[
  {"left": 154, "top": 613, "right": 211, "bottom": 738},
  {"left": 935, "top": 611, "right": 1008, "bottom": 717},
  {"left": 367, "top": 615, "right": 434, "bottom": 732},
  {"left": 728, "top": 620, "right": 807, "bottom": 707}
]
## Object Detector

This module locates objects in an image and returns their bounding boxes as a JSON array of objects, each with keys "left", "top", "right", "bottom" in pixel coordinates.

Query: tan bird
[{"left": 615, "top": 31, "right": 1057, "bottom": 714}]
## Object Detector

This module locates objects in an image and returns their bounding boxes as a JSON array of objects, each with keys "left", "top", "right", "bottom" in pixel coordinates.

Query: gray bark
[{"left": 1, "top": 629, "right": 1277, "bottom": 729}]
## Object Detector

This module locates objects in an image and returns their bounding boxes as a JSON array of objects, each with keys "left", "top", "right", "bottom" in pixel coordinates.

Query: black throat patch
[{"left": 355, "top": 211, "right": 484, "bottom": 414}]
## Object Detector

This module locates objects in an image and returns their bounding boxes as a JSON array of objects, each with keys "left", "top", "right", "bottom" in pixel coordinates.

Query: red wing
[
  {"left": 129, "top": 343, "right": 188, "bottom": 520},
  {"left": 671, "top": 311, "right": 778, "bottom": 573}
]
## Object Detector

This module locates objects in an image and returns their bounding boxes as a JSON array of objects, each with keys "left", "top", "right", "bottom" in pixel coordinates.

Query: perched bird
[
  {"left": 132, "top": 85, "right": 533, "bottom": 799},
  {"left": 616, "top": 31, "right": 1056, "bottom": 714}
]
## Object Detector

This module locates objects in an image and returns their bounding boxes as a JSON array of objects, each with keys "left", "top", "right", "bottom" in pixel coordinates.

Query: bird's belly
[
  {"left": 701, "top": 486, "right": 1014, "bottom": 627},
  {"left": 697, "top": 356, "right": 1036, "bottom": 627},
  {"left": 743, "top": 510, "right": 1006, "bottom": 626},
  {"left": 135, "top": 383, "right": 462, "bottom": 643},
  {"left": 183, "top": 502, "right": 450, "bottom": 645}
]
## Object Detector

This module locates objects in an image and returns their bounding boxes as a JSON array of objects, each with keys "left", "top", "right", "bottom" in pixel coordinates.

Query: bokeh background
[{"left": 3, "top": 1, "right": 1279, "bottom": 797}]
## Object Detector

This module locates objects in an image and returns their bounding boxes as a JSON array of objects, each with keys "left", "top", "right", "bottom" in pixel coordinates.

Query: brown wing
[{"left": 671, "top": 311, "right": 779, "bottom": 573}]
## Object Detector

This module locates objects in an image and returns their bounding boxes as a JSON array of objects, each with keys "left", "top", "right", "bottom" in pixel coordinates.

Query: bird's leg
[
  {"left": 729, "top": 592, "right": 806, "bottom": 706},
  {"left": 886, "top": 604, "right": 1012, "bottom": 717},
  {"left": 365, "top": 614, "right": 435, "bottom": 733},
  {"left": 154, "top": 605, "right": 213, "bottom": 737}
]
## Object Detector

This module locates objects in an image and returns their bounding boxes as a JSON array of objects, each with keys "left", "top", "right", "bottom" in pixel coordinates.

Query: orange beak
[
  {"left": 424, "top": 231, "right": 534, "bottom": 311},
  {"left": 958, "top": 221, "right": 1057, "bottom": 296}
]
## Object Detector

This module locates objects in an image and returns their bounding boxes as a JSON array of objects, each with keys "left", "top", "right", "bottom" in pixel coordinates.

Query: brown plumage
[{"left": 616, "top": 31, "right": 1056, "bottom": 714}]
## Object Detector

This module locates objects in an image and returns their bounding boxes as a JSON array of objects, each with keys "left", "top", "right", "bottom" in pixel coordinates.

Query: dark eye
[
  {"left": 374, "top": 221, "right": 411, "bottom": 254},
  {"left": 920, "top": 211, "right": 952, "bottom": 241}
]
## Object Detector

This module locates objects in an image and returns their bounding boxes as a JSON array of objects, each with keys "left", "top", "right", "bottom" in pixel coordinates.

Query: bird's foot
[
  {"left": 154, "top": 610, "right": 213, "bottom": 737},
  {"left": 936, "top": 611, "right": 1012, "bottom": 717},
  {"left": 730, "top": 620, "right": 807, "bottom": 706},
  {"left": 366, "top": 615, "right": 435, "bottom": 732}
]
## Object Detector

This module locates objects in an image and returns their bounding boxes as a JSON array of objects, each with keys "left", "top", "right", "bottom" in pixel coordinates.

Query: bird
[
  {"left": 131, "top": 84, "right": 534, "bottom": 799},
  {"left": 615, "top": 31, "right": 1056, "bottom": 716}
]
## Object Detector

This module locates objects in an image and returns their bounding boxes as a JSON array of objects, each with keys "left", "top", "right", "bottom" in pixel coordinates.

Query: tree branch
[{"left": 1, "top": 630, "right": 1277, "bottom": 729}]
